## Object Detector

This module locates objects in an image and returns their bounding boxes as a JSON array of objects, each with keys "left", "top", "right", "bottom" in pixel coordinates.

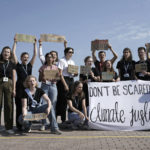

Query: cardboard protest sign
[
  {"left": 145, "top": 43, "right": 150, "bottom": 52},
  {"left": 68, "top": 65, "right": 78, "bottom": 74},
  {"left": 40, "top": 34, "right": 66, "bottom": 43},
  {"left": 91, "top": 39, "right": 108, "bottom": 51},
  {"left": 44, "top": 70, "right": 60, "bottom": 80},
  {"left": 80, "top": 66, "right": 91, "bottom": 75},
  {"left": 102, "top": 72, "right": 114, "bottom": 81},
  {"left": 15, "top": 34, "right": 36, "bottom": 43},
  {"left": 24, "top": 113, "right": 47, "bottom": 121},
  {"left": 135, "top": 63, "right": 147, "bottom": 72}
]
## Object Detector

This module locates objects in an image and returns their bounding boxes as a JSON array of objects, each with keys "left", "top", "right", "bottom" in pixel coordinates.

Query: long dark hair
[
  {"left": 50, "top": 51, "right": 58, "bottom": 62},
  {"left": 70, "top": 81, "right": 84, "bottom": 100},
  {"left": 103, "top": 60, "right": 115, "bottom": 72},
  {"left": 120, "top": 48, "right": 133, "bottom": 62},
  {"left": 44, "top": 52, "right": 54, "bottom": 65},
  {"left": 0, "top": 46, "right": 12, "bottom": 61}
]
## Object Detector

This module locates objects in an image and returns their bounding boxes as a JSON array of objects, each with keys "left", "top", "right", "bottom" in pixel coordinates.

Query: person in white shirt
[{"left": 56, "top": 47, "right": 77, "bottom": 123}]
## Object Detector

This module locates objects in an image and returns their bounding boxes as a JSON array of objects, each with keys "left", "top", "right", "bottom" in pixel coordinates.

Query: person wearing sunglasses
[{"left": 57, "top": 47, "right": 77, "bottom": 123}]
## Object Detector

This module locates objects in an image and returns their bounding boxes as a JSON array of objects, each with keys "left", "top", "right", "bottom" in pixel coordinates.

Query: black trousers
[
  {"left": 56, "top": 77, "right": 74, "bottom": 122},
  {"left": 15, "top": 86, "right": 23, "bottom": 130}
]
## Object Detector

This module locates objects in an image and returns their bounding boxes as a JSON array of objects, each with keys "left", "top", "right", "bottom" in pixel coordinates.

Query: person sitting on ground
[
  {"left": 18, "top": 75, "right": 61, "bottom": 135},
  {"left": 67, "top": 81, "right": 88, "bottom": 129}
]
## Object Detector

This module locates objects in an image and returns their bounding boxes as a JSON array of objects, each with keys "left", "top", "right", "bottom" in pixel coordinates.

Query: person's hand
[
  {"left": 83, "top": 80, "right": 88, "bottom": 83},
  {"left": 79, "top": 112, "right": 85, "bottom": 120},
  {"left": 142, "top": 71, "right": 148, "bottom": 76},
  {"left": 74, "top": 73, "right": 78, "bottom": 77},
  {"left": 46, "top": 107, "right": 51, "bottom": 115},
  {"left": 39, "top": 39, "right": 42, "bottom": 45},
  {"left": 64, "top": 40, "right": 67, "bottom": 48},
  {"left": 108, "top": 43, "right": 112, "bottom": 50},
  {"left": 85, "top": 116, "right": 89, "bottom": 121},
  {"left": 22, "top": 109, "right": 27, "bottom": 118},
  {"left": 34, "top": 38, "right": 37, "bottom": 45},
  {"left": 90, "top": 71, "right": 94, "bottom": 78},
  {"left": 14, "top": 37, "right": 17, "bottom": 43}
]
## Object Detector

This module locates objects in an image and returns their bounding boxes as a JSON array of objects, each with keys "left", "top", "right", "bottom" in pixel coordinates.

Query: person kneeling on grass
[
  {"left": 67, "top": 81, "right": 89, "bottom": 129},
  {"left": 18, "top": 75, "right": 61, "bottom": 135}
]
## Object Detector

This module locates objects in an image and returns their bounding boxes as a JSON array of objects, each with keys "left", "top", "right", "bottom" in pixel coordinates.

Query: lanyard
[
  {"left": 3, "top": 61, "right": 9, "bottom": 77},
  {"left": 124, "top": 61, "right": 129, "bottom": 73},
  {"left": 22, "top": 64, "right": 28, "bottom": 75},
  {"left": 75, "top": 96, "right": 79, "bottom": 108}
]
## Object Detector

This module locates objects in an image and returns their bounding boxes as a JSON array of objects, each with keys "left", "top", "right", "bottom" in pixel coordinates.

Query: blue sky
[{"left": 0, "top": 0, "right": 150, "bottom": 79}]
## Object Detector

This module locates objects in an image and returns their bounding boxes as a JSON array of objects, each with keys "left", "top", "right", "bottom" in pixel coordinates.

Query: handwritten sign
[
  {"left": 88, "top": 80, "right": 150, "bottom": 131},
  {"left": 102, "top": 72, "right": 114, "bottom": 81},
  {"left": 68, "top": 65, "right": 78, "bottom": 74},
  {"left": 80, "top": 66, "right": 91, "bottom": 75},
  {"left": 91, "top": 39, "right": 108, "bottom": 51},
  {"left": 24, "top": 113, "right": 47, "bottom": 121},
  {"left": 44, "top": 70, "right": 60, "bottom": 80},
  {"left": 40, "top": 34, "right": 65, "bottom": 43},
  {"left": 15, "top": 34, "right": 36, "bottom": 43},
  {"left": 145, "top": 43, "right": 150, "bottom": 52},
  {"left": 135, "top": 63, "right": 147, "bottom": 72}
]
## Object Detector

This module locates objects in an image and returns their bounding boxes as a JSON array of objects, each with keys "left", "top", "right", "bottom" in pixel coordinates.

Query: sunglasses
[{"left": 68, "top": 51, "right": 74, "bottom": 54}]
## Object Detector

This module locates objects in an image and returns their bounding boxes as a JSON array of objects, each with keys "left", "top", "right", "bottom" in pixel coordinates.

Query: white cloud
[{"left": 101, "top": 21, "right": 150, "bottom": 41}]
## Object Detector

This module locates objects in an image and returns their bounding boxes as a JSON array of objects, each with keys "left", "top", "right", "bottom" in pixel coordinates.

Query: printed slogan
[{"left": 88, "top": 80, "right": 150, "bottom": 130}]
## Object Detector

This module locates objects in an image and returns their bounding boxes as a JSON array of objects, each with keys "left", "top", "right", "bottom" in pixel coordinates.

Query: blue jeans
[
  {"left": 68, "top": 112, "right": 85, "bottom": 126},
  {"left": 41, "top": 83, "right": 58, "bottom": 125},
  {"left": 41, "top": 83, "right": 57, "bottom": 111},
  {"left": 18, "top": 104, "right": 59, "bottom": 131}
]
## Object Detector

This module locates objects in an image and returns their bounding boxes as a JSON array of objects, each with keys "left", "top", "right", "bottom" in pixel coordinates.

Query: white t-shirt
[{"left": 58, "top": 56, "right": 75, "bottom": 78}]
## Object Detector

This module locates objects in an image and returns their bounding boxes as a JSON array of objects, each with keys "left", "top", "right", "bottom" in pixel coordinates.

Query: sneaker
[
  {"left": 24, "top": 128, "right": 31, "bottom": 133},
  {"left": 6, "top": 129, "right": 15, "bottom": 134},
  {"left": 51, "top": 129, "right": 62, "bottom": 135},
  {"left": 40, "top": 125, "right": 45, "bottom": 131}
]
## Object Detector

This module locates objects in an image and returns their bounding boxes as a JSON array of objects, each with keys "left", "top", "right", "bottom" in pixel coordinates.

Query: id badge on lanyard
[
  {"left": 3, "top": 61, "right": 9, "bottom": 82},
  {"left": 124, "top": 62, "right": 129, "bottom": 78}
]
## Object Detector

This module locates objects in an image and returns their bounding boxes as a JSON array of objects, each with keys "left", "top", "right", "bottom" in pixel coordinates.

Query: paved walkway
[{"left": 0, "top": 109, "right": 150, "bottom": 150}]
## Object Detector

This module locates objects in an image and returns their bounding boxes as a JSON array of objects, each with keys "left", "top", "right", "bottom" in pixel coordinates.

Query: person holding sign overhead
[
  {"left": 102, "top": 60, "right": 119, "bottom": 82},
  {"left": 39, "top": 52, "right": 60, "bottom": 131},
  {"left": 92, "top": 41, "right": 118, "bottom": 74},
  {"left": 12, "top": 37, "right": 37, "bottom": 131},
  {"left": 80, "top": 56, "right": 100, "bottom": 108},
  {"left": 116, "top": 48, "right": 136, "bottom": 81},
  {"left": 57, "top": 47, "right": 77, "bottom": 123},
  {"left": 39, "top": 40, "right": 63, "bottom": 65},
  {"left": 38, "top": 35, "right": 67, "bottom": 65},
  {"left": 0, "top": 46, "right": 16, "bottom": 134},
  {"left": 135, "top": 47, "right": 150, "bottom": 80}
]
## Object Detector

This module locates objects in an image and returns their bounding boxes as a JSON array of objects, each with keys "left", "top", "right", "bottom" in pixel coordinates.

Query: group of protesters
[{"left": 0, "top": 37, "right": 150, "bottom": 135}]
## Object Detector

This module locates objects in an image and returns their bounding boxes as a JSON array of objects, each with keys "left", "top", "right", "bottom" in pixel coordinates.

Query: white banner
[{"left": 88, "top": 80, "right": 150, "bottom": 131}]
